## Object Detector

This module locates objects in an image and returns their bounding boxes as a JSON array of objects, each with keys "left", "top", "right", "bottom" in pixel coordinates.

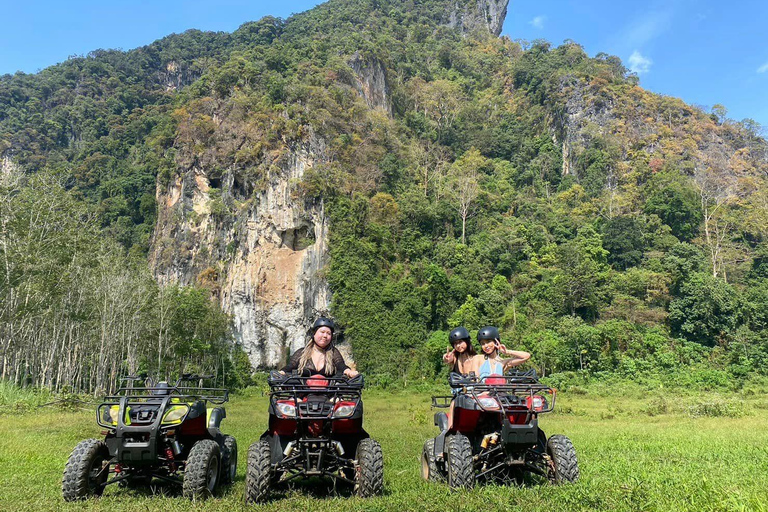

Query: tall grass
[{"left": 0, "top": 380, "right": 56, "bottom": 412}]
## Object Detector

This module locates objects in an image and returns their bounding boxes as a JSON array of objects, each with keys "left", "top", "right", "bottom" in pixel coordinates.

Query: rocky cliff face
[
  {"left": 149, "top": 46, "right": 394, "bottom": 369},
  {"left": 160, "top": 60, "right": 202, "bottom": 92},
  {"left": 1, "top": 156, "right": 17, "bottom": 177},
  {"left": 348, "top": 52, "right": 391, "bottom": 114},
  {"left": 555, "top": 76, "right": 618, "bottom": 176},
  {"left": 446, "top": 0, "right": 510, "bottom": 37},
  {"left": 150, "top": 132, "right": 333, "bottom": 369}
]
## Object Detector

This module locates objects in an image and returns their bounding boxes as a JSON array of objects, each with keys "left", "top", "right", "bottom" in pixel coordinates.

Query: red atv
[
  {"left": 422, "top": 370, "right": 579, "bottom": 488},
  {"left": 244, "top": 371, "right": 383, "bottom": 503}
]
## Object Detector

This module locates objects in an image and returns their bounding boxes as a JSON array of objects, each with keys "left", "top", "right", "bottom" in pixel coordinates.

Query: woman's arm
[
  {"left": 498, "top": 345, "right": 531, "bottom": 369},
  {"left": 332, "top": 348, "right": 358, "bottom": 377}
]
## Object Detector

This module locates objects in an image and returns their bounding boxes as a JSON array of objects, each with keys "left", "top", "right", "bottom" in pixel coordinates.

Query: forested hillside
[{"left": 1, "top": 0, "right": 766, "bottom": 391}]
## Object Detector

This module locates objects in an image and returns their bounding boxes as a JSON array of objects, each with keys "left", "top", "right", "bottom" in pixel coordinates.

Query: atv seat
[{"left": 485, "top": 374, "right": 506, "bottom": 386}]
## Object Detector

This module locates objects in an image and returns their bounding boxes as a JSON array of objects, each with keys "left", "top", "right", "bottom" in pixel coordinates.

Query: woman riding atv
[
  {"left": 280, "top": 317, "right": 359, "bottom": 378},
  {"left": 442, "top": 326, "right": 477, "bottom": 375},
  {"left": 445, "top": 326, "right": 530, "bottom": 428},
  {"left": 471, "top": 326, "right": 530, "bottom": 377}
]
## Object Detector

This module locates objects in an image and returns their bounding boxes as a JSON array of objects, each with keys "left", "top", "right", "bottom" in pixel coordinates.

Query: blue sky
[{"left": 1, "top": 0, "right": 766, "bottom": 128}]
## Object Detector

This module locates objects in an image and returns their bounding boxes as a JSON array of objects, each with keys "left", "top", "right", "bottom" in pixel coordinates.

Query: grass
[{"left": 1, "top": 387, "right": 767, "bottom": 512}]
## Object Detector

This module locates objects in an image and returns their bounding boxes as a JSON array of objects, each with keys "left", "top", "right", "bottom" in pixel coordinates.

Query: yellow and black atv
[{"left": 62, "top": 374, "right": 236, "bottom": 501}]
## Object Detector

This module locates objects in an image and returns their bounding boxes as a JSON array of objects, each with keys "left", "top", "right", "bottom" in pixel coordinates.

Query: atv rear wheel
[
  {"left": 62, "top": 439, "right": 110, "bottom": 501},
  {"left": 183, "top": 439, "right": 221, "bottom": 499},
  {"left": 244, "top": 439, "right": 271, "bottom": 503},
  {"left": 421, "top": 438, "right": 445, "bottom": 482},
  {"left": 546, "top": 434, "right": 579, "bottom": 484},
  {"left": 354, "top": 438, "right": 384, "bottom": 497},
  {"left": 446, "top": 434, "right": 474, "bottom": 489},
  {"left": 220, "top": 435, "right": 238, "bottom": 485}
]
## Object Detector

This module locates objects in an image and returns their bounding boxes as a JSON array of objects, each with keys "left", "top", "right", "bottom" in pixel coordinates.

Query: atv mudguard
[{"left": 433, "top": 411, "right": 449, "bottom": 460}]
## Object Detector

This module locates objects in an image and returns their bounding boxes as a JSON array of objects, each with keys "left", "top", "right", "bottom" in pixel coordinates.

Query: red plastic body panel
[
  {"left": 331, "top": 418, "right": 362, "bottom": 434},
  {"left": 506, "top": 411, "right": 531, "bottom": 425},
  {"left": 452, "top": 408, "right": 482, "bottom": 432},
  {"left": 270, "top": 416, "right": 297, "bottom": 436},
  {"left": 179, "top": 415, "right": 206, "bottom": 436}
]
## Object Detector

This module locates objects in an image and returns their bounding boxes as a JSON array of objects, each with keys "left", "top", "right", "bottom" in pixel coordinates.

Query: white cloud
[
  {"left": 628, "top": 51, "right": 653, "bottom": 74},
  {"left": 619, "top": 10, "right": 672, "bottom": 49},
  {"left": 758, "top": 62, "right": 768, "bottom": 73},
  {"left": 529, "top": 15, "right": 546, "bottom": 29}
]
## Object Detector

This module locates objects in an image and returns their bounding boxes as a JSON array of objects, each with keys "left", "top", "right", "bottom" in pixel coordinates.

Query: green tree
[{"left": 669, "top": 272, "right": 740, "bottom": 346}]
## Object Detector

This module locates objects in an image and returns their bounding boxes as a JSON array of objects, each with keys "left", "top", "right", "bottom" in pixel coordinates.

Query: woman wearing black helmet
[
  {"left": 280, "top": 317, "right": 359, "bottom": 378},
  {"left": 470, "top": 326, "right": 530, "bottom": 377},
  {"left": 442, "top": 326, "right": 477, "bottom": 374}
]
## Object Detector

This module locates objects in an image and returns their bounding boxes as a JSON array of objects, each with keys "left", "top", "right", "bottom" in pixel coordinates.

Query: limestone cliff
[
  {"left": 150, "top": 132, "right": 332, "bottom": 369},
  {"left": 446, "top": 0, "right": 510, "bottom": 37},
  {"left": 348, "top": 52, "right": 391, "bottom": 114}
]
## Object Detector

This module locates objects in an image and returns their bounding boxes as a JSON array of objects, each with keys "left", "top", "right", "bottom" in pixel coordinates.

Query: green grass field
[{"left": 1, "top": 387, "right": 767, "bottom": 512}]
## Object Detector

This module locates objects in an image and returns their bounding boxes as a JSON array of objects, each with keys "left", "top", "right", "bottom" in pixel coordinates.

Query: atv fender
[
  {"left": 434, "top": 412, "right": 449, "bottom": 431},
  {"left": 208, "top": 407, "right": 226, "bottom": 429},
  {"left": 433, "top": 412, "right": 449, "bottom": 461},
  {"left": 259, "top": 433, "right": 284, "bottom": 465}
]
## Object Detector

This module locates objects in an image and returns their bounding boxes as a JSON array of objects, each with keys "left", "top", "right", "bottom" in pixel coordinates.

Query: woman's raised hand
[{"left": 443, "top": 346, "right": 456, "bottom": 364}]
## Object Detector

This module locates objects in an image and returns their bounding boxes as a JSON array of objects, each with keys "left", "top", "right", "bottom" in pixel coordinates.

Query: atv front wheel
[
  {"left": 221, "top": 435, "right": 238, "bottom": 485},
  {"left": 244, "top": 439, "right": 271, "bottom": 503},
  {"left": 62, "top": 439, "right": 110, "bottom": 501},
  {"left": 354, "top": 438, "right": 384, "bottom": 497},
  {"left": 546, "top": 434, "right": 579, "bottom": 484},
  {"left": 446, "top": 434, "right": 474, "bottom": 489},
  {"left": 183, "top": 439, "right": 221, "bottom": 499},
  {"left": 421, "top": 438, "right": 445, "bottom": 482}
]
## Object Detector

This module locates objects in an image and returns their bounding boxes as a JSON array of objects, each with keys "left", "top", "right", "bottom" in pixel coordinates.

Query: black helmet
[
  {"left": 449, "top": 326, "right": 470, "bottom": 345},
  {"left": 311, "top": 317, "right": 335, "bottom": 334},
  {"left": 477, "top": 326, "right": 500, "bottom": 342}
]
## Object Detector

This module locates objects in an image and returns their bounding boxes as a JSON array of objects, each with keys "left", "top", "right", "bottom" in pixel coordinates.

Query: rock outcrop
[
  {"left": 555, "top": 75, "right": 617, "bottom": 176},
  {"left": 159, "top": 60, "right": 202, "bottom": 92},
  {"left": 149, "top": 133, "right": 333, "bottom": 369},
  {"left": 446, "top": 0, "right": 510, "bottom": 37},
  {"left": 348, "top": 52, "right": 391, "bottom": 114}
]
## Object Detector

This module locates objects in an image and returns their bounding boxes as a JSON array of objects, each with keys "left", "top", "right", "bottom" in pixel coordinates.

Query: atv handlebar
[
  {"left": 448, "top": 370, "right": 541, "bottom": 388},
  {"left": 267, "top": 371, "right": 364, "bottom": 390},
  {"left": 437, "top": 371, "right": 556, "bottom": 414}
]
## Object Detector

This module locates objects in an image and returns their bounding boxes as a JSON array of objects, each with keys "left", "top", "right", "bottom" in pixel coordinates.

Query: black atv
[
  {"left": 62, "top": 374, "right": 237, "bottom": 501},
  {"left": 244, "top": 371, "right": 383, "bottom": 503},
  {"left": 422, "top": 370, "right": 579, "bottom": 488}
]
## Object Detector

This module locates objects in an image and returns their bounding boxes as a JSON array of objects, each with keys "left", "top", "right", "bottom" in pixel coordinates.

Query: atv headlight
[
  {"left": 275, "top": 400, "right": 297, "bottom": 418},
  {"left": 162, "top": 405, "right": 189, "bottom": 424},
  {"left": 99, "top": 405, "right": 120, "bottom": 425},
  {"left": 332, "top": 401, "right": 357, "bottom": 418},
  {"left": 476, "top": 396, "right": 501, "bottom": 410}
]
